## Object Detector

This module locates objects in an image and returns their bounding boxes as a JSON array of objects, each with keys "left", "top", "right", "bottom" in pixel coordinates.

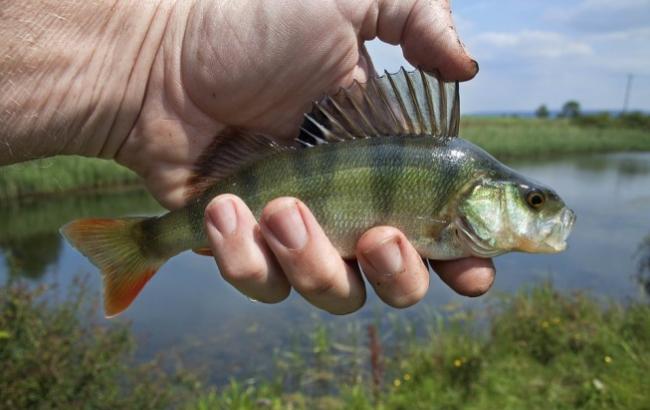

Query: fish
[{"left": 61, "top": 68, "right": 576, "bottom": 318}]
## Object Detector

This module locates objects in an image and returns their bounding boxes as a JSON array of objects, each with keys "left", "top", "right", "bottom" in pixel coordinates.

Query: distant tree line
[{"left": 535, "top": 101, "right": 650, "bottom": 131}]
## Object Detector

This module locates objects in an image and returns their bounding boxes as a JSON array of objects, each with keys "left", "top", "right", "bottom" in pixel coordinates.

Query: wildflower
[
  {"left": 552, "top": 317, "right": 561, "bottom": 324},
  {"left": 604, "top": 355, "right": 612, "bottom": 364},
  {"left": 453, "top": 359, "right": 462, "bottom": 368},
  {"left": 592, "top": 378, "right": 605, "bottom": 391},
  {"left": 393, "top": 379, "right": 401, "bottom": 387},
  {"left": 541, "top": 321, "right": 550, "bottom": 328},
  {"left": 404, "top": 373, "right": 412, "bottom": 381}
]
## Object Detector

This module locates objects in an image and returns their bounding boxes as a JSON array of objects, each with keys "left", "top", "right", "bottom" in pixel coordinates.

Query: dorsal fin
[
  {"left": 301, "top": 68, "right": 460, "bottom": 143},
  {"left": 186, "top": 127, "right": 293, "bottom": 200},
  {"left": 187, "top": 68, "right": 460, "bottom": 200}
]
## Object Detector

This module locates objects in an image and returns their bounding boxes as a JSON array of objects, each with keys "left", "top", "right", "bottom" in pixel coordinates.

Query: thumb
[{"left": 370, "top": 0, "right": 478, "bottom": 81}]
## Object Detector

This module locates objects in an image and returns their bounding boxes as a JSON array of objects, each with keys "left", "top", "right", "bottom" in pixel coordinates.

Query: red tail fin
[{"left": 60, "top": 218, "right": 164, "bottom": 317}]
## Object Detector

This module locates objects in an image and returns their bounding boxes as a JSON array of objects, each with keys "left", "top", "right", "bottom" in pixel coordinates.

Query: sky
[{"left": 366, "top": 0, "right": 650, "bottom": 114}]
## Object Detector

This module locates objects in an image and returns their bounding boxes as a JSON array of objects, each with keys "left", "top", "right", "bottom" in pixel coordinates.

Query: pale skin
[{"left": 1, "top": 0, "right": 495, "bottom": 314}]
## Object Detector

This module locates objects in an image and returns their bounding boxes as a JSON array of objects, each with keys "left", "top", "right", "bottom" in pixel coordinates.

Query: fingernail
[
  {"left": 207, "top": 198, "right": 237, "bottom": 236},
  {"left": 362, "top": 237, "right": 404, "bottom": 276},
  {"left": 264, "top": 202, "right": 308, "bottom": 250},
  {"left": 471, "top": 59, "right": 480, "bottom": 75}
]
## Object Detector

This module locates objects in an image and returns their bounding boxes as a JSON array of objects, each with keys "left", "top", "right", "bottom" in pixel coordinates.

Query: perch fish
[{"left": 61, "top": 68, "right": 576, "bottom": 317}]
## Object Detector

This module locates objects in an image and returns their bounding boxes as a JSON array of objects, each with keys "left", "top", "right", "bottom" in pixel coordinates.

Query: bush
[
  {"left": 0, "top": 278, "right": 201, "bottom": 409},
  {"left": 535, "top": 105, "right": 550, "bottom": 119},
  {"left": 559, "top": 101, "right": 581, "bottom": 119},
  {"left": 619, "top": 112, "right": 650, "bottom": 131}
]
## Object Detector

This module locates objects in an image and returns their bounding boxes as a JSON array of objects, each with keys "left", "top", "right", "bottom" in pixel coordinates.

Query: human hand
[
  {"left": 117, "top": 0, "right": 480, "bottom": 208},
  {"left": 115, "top": 0, "right": 492, "bottom": 312}
]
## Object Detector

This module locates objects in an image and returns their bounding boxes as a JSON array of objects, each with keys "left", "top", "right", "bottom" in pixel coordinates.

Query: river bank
[{"left": 2, "top": 279, "right": 648, "bottom": 409}]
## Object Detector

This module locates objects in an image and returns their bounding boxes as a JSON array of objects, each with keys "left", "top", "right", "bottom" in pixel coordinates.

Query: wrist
[{"left": 0, "top": 0, "right": 176, "bottom": 164}]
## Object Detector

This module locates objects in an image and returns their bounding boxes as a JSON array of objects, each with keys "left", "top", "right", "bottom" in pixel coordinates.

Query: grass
[
  {"left": 0, "top": 155, "right": 140, "bottom": 204},
  {"left": 1, "top": 118, "right": 649, "bottom": 202},
  {"left": 189, "top": 284, "right": 650, "bottom": 409},
  {"left": 2, "top": 277, "right": 648, "bottom": 409},
  {"left": 0, "top": 278, "right": 202, "bottom": 409},
  {"left": 462, "top": 117, "right": 650, "bottom": 160}
]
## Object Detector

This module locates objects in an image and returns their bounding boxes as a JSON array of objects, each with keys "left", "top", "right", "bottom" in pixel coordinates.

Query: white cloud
[
  {"left": 366, "top": 2, "right": 650, "bottom": 113},
  {"left": 471, "top": 30, "right": 593, "bottom": 60}
]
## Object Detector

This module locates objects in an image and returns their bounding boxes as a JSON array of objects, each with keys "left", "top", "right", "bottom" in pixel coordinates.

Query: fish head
[{"left": 456, "top": 178, "right": 576, "bottom": 257}]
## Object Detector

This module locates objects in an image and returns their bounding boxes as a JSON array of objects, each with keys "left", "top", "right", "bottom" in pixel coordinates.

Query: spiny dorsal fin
[
  {"left": 301, "top": 68, "right": 460, "bottom": 143},
  {"left": 186, "top": 127, "right": 294, "bottom": 200},
  {"left": 187, "top": 68, "right": 459, "bottom": 200}
]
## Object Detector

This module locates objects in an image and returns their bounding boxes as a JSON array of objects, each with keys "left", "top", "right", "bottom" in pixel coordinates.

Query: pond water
[{"left": 2, "top": 152, "right": 650, "bottom": 384}]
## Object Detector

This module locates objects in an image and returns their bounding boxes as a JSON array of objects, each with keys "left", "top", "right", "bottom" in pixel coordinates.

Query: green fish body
[
  {"left": 150, "top": 137, "right": 512, "bottom": 260},
  {"left": 62, "top": 69, "right": 575, "bottom": 317}
]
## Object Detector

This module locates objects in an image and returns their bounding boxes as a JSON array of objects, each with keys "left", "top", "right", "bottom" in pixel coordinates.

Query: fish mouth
[
  {"left": 539, "top": 208, "right": 576, "bottom": 252},
  {"left": 454, "top": 216, "right": 503, "bottom": 258}
]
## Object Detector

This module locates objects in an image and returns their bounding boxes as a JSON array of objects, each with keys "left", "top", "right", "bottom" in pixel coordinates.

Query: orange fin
[
  {"left": 60, "top": 217, "right": 165, "bottom": 318},
  {"left": 192, "top": 247, "right": 213, "bottom": 257}
]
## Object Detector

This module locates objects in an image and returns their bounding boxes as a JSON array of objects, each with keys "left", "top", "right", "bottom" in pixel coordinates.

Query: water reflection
[
  {"left": 0, "top": 189, "right": 162, "bottom": 280},
  {"left": 1, "top": 233, "right": 61, "bottom": 280},
  {"left": 635, "top": 233, "right": 650, "bottom": 297},
  {"left": 573, "top": 153, "right": 650, "bottom": 176}
]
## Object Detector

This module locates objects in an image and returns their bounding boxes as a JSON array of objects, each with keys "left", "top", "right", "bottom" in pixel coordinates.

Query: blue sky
[{"left": 367, "top": 0, "right": 650, "bottom": 113}]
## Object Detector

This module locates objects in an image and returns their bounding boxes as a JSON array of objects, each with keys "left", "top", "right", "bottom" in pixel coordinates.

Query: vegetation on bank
[
  {"left": 190, "top": 284, "right": 650, "bottom": 410},
  {"left": 1, "top": 116, "right": 649, "bottom": 202},
  {"left": 0, "top": 156, "right": 140, "bottom": 203},
  {"left": 0, "top": 279, "right": 202, "bottom": 409},
  {"left": 462, "top": 117, "right": 650, "bottom": 160},
  {"left": 2, "top": 278, "right": 648, "bottom": 409}
]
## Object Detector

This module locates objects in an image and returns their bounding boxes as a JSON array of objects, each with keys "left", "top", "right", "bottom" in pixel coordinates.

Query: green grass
[
  {"left": 0, "top": 155, "right": 140, "bottom": 203},
  {"left": 0, "top": 278, "right": 202, "bottom": 409},
  {"left": 189, "top": 284, "right": 650, "bottom": 410},
  {"left": 462, "top": 117, "right": 650, "bottom": 159},
  {"left": 1, "top": 118, "right": 649, "bottom": 202}
]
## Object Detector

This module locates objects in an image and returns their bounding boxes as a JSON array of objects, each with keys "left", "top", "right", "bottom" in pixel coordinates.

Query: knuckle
[
  {"left": 292, "top": 259, "right": 340, "bottom": 296},
  {"left": 219, "top": 258, "right": 267, "bottom": 284},
  {"left": 296, "top": 272, "right": 336, "bottom": 296}
]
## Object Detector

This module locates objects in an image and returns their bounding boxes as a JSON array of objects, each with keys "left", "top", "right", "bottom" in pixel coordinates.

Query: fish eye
[{"left": 526, "top": 190, "right": 546, "bottom": 209}]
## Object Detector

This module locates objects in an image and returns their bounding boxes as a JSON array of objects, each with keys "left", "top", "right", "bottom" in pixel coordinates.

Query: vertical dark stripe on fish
[
  {"left": 139, "top": 216, "right": 166, "bottom": 258},
  {"left": 430, "top": 143, "right": 461, "bottom": 214},
  {"left": 238, "top": 167, "right": 259, "bottom": 205},
  {"left": 371, "top": 138, "right": 404, "bottom": 217}
]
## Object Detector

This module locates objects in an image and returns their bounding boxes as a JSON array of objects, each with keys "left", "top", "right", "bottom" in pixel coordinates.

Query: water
[{"left": 2, "top": 152, "right": 650, "bottom": 383}]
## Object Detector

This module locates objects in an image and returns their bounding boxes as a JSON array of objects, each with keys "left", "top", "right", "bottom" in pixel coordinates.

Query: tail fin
[{"left": 60, "top": 217, "right": 165, "bottom": 318}]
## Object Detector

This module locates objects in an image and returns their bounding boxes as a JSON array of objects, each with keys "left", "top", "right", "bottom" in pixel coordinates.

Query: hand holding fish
[
  {"left": 132, "top": 0, "right": 490, "bottom": 314},
  {"left": 1, "top": 0, "right": 525, "bottom": 317}
]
